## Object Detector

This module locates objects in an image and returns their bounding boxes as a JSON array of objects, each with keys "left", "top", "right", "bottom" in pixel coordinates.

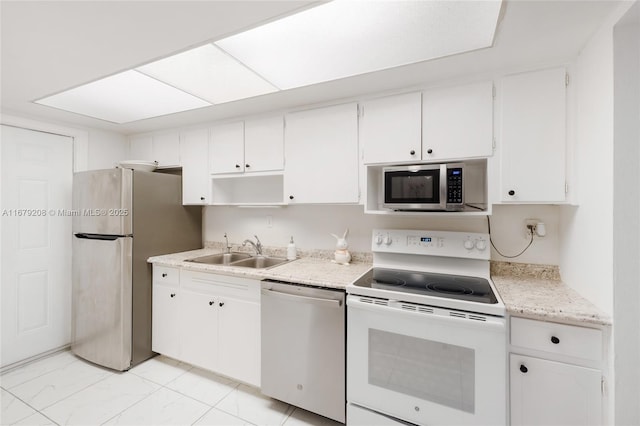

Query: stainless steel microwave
[{"left": 383, "top": 162, "right": 476, "bottom": 211}]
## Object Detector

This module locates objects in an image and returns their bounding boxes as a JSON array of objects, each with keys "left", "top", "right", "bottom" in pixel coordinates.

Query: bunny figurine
[{"left": 330, "top": 228, "right": 351, "bottom": 265}]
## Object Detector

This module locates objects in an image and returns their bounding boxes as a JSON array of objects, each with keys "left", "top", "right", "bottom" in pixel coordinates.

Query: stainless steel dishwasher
[{"left": 261, "top": 279, "right": 346, "bottom": 423}]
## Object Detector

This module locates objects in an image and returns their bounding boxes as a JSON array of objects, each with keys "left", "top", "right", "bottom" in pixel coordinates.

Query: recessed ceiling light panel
[
  {"left": 136, "top": 44, "right": 279, "bottom": 104},
  {"left": 35, "top": 70, "right": 211, "bottom": 124},
  {"left": 215, "top": 0, "right": 503, "bottom": 89}
]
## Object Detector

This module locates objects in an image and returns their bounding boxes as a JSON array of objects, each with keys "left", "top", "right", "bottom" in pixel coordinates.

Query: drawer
[
  {"left": 153, "top": 265, "right": 179, "bottom": 286},
  {"left": 180, "top": 269, "right": 260, "bottom": 301},
  {"left": 510, "top": 317, "right": 602, "bottom": 361}
]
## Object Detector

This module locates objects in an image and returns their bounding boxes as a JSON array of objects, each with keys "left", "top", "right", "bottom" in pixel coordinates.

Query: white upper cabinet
[
  {"left": 361, "top": 92, "right": 422, "bottom": 164},
  {"left": 129, "top": 132, "right": 180, "bottom": 167},
  {"left": 500, "top": 67, "right": 567, "bottom": 203},
  {"left": 422, "top": 81, "right": 494, "bottom": 161},
  {"left": 244, "top": 116, "right": 284, "bottom": 173},
  {"left": 180, "top": 128, "right": 209, "bottom": 205},
  {"left": 210, "top": 121, "right": 245, "bottom": 174},
  {"left": 285, "top": 103, "right": 359, "bottom": 204}
]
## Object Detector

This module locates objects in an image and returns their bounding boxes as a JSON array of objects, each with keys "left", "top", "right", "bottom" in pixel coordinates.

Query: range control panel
[{"left": 372, "top": 229, "right": 490, "bottom": 260}]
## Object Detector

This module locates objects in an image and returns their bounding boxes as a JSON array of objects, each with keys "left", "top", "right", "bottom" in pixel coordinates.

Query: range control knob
[
  {"left": 463, "top": 239, "right": 474, "bottom": 250},
  {"left": 475, "top": 239, "right": 487, "bottom": 251},
  {"left": 374, "top": 234, "right": 383, "bottom": 245},
  {"left": 383, "top": 235, "right": 393, "bottom": 246}
]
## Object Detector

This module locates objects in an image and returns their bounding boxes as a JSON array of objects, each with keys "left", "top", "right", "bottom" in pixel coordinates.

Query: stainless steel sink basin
[
  {"left": 185, "top": 252, "right": 290, "bottom": 269},
  {"left": 185, "top": 252, "right": 251, "bottom": 265},
  {"left": 230, "top": 256, "right": 289, "bottom": 269}
]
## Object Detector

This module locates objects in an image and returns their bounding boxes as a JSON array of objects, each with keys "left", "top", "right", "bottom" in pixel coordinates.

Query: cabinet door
[
  {"left": 361, "top": 92, "right": 422, "bottom": 164},
  {"left": 130, "top": 135, "right": 153, "bottom": 160},
  {"left": 510, "top": 355, "right": 602, "bottom": 426},
  {"left": 153, "top": 131, "right": 181, "bottom": 167},
  {"left": 422, "top": 81, "right": 494, "bottom": 161},
  {"left": 218, "top": 297, "right": 260, "bottom": 387},
  {"left": 180, "top": 128, "right": 210, "bottom": 205},
  {"left": 180, "top": 289, "right": 218, "bottom": 372},
  {"left": 284, "top": 103, "right": 359, "bottom": 204},
  {"left": 151, "top": 283, "right": 181, "bottom": 360},
  {"left": 210, "top": 122, "right": 245, "bottom": 174},
  {"left": 500, "top": 68, "right": 566, "bottom": 202},
  {"left": 244, "top": 116, "right": 284, "bottom": 173}
]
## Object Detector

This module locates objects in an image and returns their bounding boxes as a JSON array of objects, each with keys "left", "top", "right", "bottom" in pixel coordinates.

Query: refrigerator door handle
[{"left": 74, "top": 233, "right": 128, "bottom": 241}]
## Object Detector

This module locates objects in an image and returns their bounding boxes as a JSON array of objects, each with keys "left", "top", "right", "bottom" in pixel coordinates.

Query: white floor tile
[
  {"left": 41, "top": 371, "right": 160, "bottom": 425},
  {"left": 166, "top": 367, "right": 238, "bottom": 406},
  {"left": 193, "top": 407, "right": 255, "bottom": 426},
  {"left": 283, "top": 408, "right": 344, "bottom": 426},
  {"left": 1, "top": 351, "right": 77, "bottom": 390},
  {"left": 103, "top": 387, "right": 210, "bottom": 425},
  {"left": 1, "top": 389, "right": 37, "bottom": 425},
  {"left": 128, "top": 355, "right": 191, "bottom": 385},
  {"left": 216, "top": 384, "right": 294, "bottom": 426},
  {"left": 8, "top": 359, "right": 112, "bottom": 410},
  {"left": 10, "top": 411, "right": 57, "bottom": 426}
]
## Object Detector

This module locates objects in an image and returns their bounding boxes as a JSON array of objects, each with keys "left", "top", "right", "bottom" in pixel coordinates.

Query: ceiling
[{"left": 0, "top": 0, "right": 625, "bottom": 136}]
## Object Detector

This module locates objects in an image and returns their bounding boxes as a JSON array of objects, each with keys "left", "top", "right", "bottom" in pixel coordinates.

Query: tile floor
[{"left": 0, "top": 351, "right": 343, "bottom": 426}]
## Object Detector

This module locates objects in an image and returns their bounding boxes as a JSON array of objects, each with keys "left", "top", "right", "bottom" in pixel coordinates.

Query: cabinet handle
[
  {"left": 427, "top": 148, "right": 433, "bottom": 154},
  {"left": 289, "top": 195, "right": 294, "bottom": 200},
  {"left": 162, "top": 273, "right": 167, "bottom": 277},
  {"left": 219, "top": 302, "right": 225, "bottom": 307},
  {"left": 551, "top": 336, "right": 560, "bottom": 344},
  {"left": 235, "top": 164, "right": 241, "bottom": 169},
  {"left": 200, "top": 196, "right": 205, "bottom": 201},
  {"left": 209, "top": 301, "right": 215, "bottom": 306},
  {"left": 508, "top": 190, "right": 516, "bottom": 196},
  {"left": 520, "top": 364, "right": 528, "bottom": 373},
  {"left": 410, "top": 150, "right": 416, "bottom": 155},
  {"left": 170, "top": 293, "right": 176, "bottom": 298},
  {"left": 245, "top": 164, "right": 250, "bottom": 168}
]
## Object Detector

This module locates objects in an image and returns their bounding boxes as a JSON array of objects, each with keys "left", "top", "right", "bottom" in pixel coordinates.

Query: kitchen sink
[
  {"left": 185, "top": 252, "right": 289, "bottom": 269},
  {"left": 228, "top": 256, "right": 289, "bottom": 269},
  {"left": 185, "top": 252, "right": 252, "bottom": 265}
]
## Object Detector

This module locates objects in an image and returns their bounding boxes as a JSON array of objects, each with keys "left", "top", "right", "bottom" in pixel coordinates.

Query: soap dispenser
[{"left": 287, "top": 236, "right": 297, "bottom": 260}]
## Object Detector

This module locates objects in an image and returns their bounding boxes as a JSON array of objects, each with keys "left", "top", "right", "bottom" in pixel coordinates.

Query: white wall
[
  {"left": 612, "top": 2, "right": 640, "bottom": 424},
  {"left": 86, "top": 129, "right": 128, "bottom": 170},
  {"left": 204, "top": 204, "right": 561, "bottom": 265},
  {"left": 559, "top": 6, "right": 619, "bottom": 315}
]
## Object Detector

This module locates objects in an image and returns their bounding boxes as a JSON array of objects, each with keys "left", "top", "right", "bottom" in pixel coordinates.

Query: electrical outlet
[{"left": 524, "top": 218, "right": 545, "bottom": 237}]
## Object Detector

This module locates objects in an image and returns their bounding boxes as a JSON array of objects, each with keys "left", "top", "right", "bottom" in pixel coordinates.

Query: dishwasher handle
[{"left": 261, "top": 288, "right": 343, "bottom": 308}]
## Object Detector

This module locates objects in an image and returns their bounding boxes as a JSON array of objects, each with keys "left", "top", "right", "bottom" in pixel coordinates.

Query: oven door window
[
  {"left": 384, "top": 170, "right": 440, "bottom": 204},
  {"left": 369, "top": 329, "right": 475, "bottom": 413}
]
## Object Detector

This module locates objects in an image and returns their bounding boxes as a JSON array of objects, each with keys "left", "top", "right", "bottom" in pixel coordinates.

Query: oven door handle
[{"left": 347, "top": 296, "right": 505, "bottom": 332}]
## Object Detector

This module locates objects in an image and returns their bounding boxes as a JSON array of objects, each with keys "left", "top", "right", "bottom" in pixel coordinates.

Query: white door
[{"left": 1, "top": 125, "right": 73, "bottom": 368}]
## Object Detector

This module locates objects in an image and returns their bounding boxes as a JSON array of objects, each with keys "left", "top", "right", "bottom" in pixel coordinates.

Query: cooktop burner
[{"left": 355, "top": 268, "right": 498, "bottom": 304}]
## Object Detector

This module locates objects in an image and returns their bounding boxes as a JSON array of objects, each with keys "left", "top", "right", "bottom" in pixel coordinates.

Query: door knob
[
  {"left": 427, "top": 148, "right": 433, "bottom": 154},
  {"left": 508, "top": 190, "right": 516, "bottom": 196},
  {"left": 520, "top": 364, "right": 528, "bottom": 373}
]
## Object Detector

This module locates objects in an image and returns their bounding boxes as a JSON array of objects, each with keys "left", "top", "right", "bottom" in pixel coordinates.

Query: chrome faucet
[
  {"left": 223, "top": 233, "right": 231, "bottom": 253},
  {"left": 242, "top": 235, "right": 263, "bottom": 256}
]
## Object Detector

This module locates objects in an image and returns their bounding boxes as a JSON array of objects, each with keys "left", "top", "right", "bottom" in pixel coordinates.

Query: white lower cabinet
[
  {"left": 510, "top": 354, "right": 602, "bottom": 426},
  {"left": 152, "top": 265, "right": 261, "bottom": 387},
  {"left": 509, "top": 317, "right": 604, "bottom": 426}
]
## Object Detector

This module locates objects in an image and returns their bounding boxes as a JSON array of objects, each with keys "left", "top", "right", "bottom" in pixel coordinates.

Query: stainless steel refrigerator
[{"left": 71, "top": 168, "right": 202, "bottom": 371}]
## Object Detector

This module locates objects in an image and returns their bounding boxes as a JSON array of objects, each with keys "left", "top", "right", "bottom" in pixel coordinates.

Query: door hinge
[
  {"left": 565, "top": 182, "right": 569, "bottom": 194},
  {"left": 565, "top": 73, "right": 570, "bottom": 87},
  {"left": 492, "top": 84, "right": 496, "bottom": 99},
  {"left": 283, "top": 116, "right": 286, "bottom": 129},
  {"left": 358, "top": 104, "right": 364, "bottom": 118},
  {"left": 601, "top": 377, "right": 606, "bottom": 395},
  {"left": 492, "top": 138, "right": 497, "bottom": 150}
]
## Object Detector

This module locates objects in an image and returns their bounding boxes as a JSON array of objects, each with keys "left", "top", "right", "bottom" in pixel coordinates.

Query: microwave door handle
[{"left": 440, "top": 165, "right": 448, "bottom": 210}]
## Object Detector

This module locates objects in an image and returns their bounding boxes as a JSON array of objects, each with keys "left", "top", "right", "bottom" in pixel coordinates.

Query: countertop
[{"left": 149, "top": 249, "right": 611, "bottom": 326}]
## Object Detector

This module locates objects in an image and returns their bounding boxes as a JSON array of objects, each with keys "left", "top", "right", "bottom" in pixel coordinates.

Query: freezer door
[
  {"left": 71, "top": 234, "right": 132, "bottom": 371},
  {"left": 72, "top": 168, "right": 132, "bottom": 235}
]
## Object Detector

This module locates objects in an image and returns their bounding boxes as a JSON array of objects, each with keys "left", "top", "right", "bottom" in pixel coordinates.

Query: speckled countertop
[
  {"left": 491, "top": 261, "right": 611, "bottom": 326},
  {"left": 147, "top": 246, "right": 372, "bottom": 290},
  {"left": 149, "top": 246, "right": 611, "bottom": 326}
]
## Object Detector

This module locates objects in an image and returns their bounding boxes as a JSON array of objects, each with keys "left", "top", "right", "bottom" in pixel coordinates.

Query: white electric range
[{"left": 346, "top": 229, "right": 507, "bottom": 426}]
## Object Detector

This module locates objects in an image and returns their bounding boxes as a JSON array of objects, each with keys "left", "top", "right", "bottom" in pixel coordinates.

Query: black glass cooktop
[{"left": 354, "top": 267, "right": 498, "bottom": 304}]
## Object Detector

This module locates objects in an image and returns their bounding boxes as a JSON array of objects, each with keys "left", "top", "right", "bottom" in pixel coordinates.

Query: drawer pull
[
  {"left": 519, "top": 364, "right": 528, "bottom": 373},
  {"left": 170, "top": 293, "right": 176, "bottom": 298},
  {"left": 209, "top": 301, "right": 215, "bottom": 306},
  {"left": 551, "top": 336, "right": 560, "bottom": 344},
  {"left": 162, "top": 273, "right": 168, "bottom": 277},
  {"left": 219, "top": 302, "right": 225, "bottom": 307}
]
